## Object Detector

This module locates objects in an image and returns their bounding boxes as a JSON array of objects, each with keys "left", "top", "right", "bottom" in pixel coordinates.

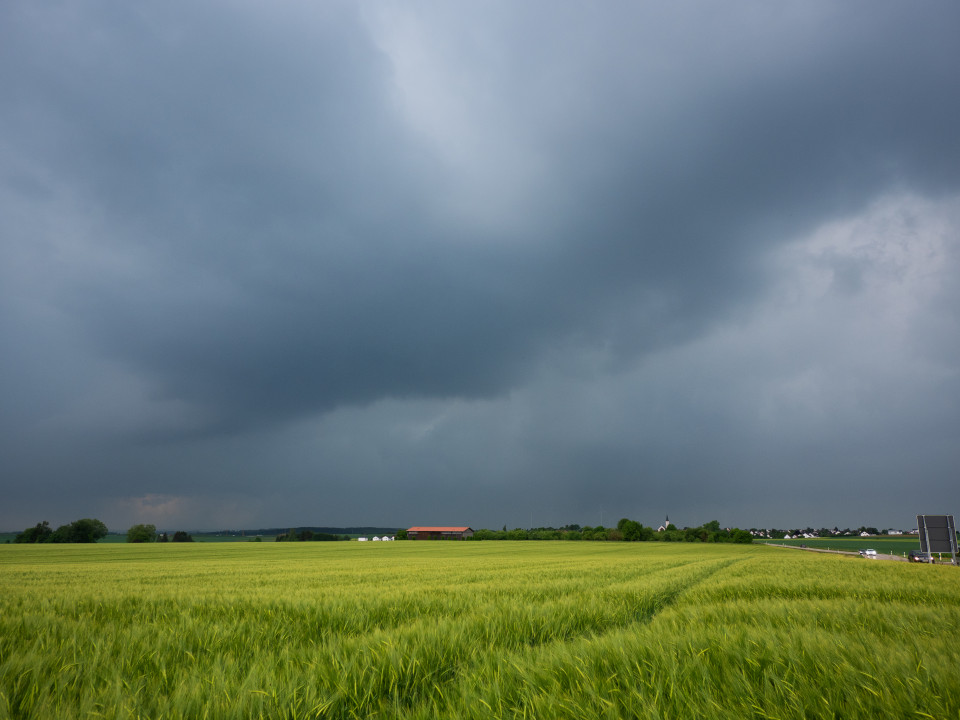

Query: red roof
[{"left": 407, "top": 526, "right": 472, "bottom": 532}]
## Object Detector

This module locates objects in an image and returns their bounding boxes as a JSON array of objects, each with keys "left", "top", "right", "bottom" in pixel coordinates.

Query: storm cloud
[{"left": 2, "top": 1, "right": 959, "bottom": 531}]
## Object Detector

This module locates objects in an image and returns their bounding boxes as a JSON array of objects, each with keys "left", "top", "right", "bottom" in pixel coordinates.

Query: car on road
[
  {"left": 859, "top": 549, "right": 877, "bottom": 558},
  {"left": 908, "top": 550, "right": 933, "bottom": 563}
]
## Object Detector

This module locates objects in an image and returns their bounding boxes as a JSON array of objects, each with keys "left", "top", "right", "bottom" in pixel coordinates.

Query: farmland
[{"left": 1, "top": 542, "right": 958, "bottom": 719}]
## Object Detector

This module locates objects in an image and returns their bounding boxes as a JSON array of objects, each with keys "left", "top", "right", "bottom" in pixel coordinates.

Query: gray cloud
[{"left": 2, "top": 1, "right": 959, "bottom": 531}]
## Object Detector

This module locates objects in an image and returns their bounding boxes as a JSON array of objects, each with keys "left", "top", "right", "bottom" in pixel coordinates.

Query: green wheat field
[{"left": 1, "top": 542, "right": 958, "bottom": 719}]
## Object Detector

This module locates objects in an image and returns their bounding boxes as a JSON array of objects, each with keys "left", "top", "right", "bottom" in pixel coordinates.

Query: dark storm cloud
[
  {"left": 2, "top": 1, "right": 558, "bottom": 431},
  {"left": 2, "top": 1, "right": 959, "bottom": 530}
]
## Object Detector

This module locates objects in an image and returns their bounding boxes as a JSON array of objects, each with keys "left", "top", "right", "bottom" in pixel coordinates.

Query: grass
[{"left": 1, "top": 542, "right": 958, "bottom": 719}]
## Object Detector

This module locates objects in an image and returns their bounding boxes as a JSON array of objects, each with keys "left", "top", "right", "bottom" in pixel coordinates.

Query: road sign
[{"left": 917, "top": 515, "right": 958, "bottom": 562}]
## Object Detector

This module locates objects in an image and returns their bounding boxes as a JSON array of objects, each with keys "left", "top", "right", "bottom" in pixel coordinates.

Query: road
[{"left": 763, "top": 543, "right": 908, "bottom": 561}]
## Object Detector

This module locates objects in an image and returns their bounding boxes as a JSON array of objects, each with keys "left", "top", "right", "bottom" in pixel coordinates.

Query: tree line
[
  {"left": 466, "top": 519, "right": 753, "bottom": 543},
  {"left": 275, "top": 529, "right": 349, "bottom": 542},
  {"left": 126, "top": 524, "right": 194, "bottom": 543},
  {"left": 13, "top": 520, "right": 198, "bottom": 543},
  {"left": 12, "top": 518, "right": 753, "bottom": 544},
  {"left": 14, "top": 519, "right": 107, "bottom": 543}
]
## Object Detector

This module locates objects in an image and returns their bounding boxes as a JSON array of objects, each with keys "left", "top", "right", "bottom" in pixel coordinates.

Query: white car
[{"left": 859, "top": 548, "right": 877, "bottom": 558}]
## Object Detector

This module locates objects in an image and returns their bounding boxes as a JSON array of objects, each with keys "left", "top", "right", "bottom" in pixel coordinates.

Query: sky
[{"left": 2, "top": 1, "right": 959, "bottom": 533}]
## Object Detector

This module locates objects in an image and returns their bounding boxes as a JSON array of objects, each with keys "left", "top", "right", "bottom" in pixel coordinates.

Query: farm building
[{"left": 407, "top": 526, "right": 474, "bottom": 541}]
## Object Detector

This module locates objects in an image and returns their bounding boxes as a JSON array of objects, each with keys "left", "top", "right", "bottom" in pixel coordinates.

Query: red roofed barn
[{"left": 407, "top": 526, "right": 474, "bottom": 540}]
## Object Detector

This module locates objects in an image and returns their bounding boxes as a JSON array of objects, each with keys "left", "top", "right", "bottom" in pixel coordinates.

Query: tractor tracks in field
[
  {"left": 636, "top": 556, "right": 748, "bottom": 625},
  {"left": 529, "top": 555, "right": 751, "bottom": 652},
  {"left": 379, "top": 555, "right": 753, "bottom": 717}
]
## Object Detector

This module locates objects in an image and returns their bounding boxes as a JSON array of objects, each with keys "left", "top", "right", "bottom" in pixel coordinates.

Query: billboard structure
[{"left": 917, "top": 515, "right": 958, "bottom": 564}]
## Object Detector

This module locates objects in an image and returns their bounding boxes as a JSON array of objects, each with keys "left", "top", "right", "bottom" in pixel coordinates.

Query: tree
[
  {"left": 15, "top": 521, "right": 53, "bottom": 543},
  {"left": 731, "top": 529, "right": 753, "bottom": 544},
  {"left": 19, "top": 518, "right": 108, "bottom": 543},
  {"left": 171, "top": 531, "right": 193, "bottom": 542},
  {"left": 660, "top": 528, "right": 685, "bottom": 542},
  {"left": 532, "top": 529, "right": 562, "bottom": 540},
  {"left": 395, "top": 529, "right": 408, "bottom": 540},
  {"left": 50, "top": 519, "right": 108, "bottom": 543},
  {"left": 78, "top": 518, "right": 108, "bottom": 543},
  {"left": 619, "top": 520, "right": 653, "bottom": 542},
  {"left": 127, "top": 524, "right": 157, "bottom": 543}
]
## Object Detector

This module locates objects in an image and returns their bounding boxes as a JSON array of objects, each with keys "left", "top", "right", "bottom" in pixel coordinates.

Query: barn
[{"left": 407, "top": 526, "right": 474, "bottom": 541}]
